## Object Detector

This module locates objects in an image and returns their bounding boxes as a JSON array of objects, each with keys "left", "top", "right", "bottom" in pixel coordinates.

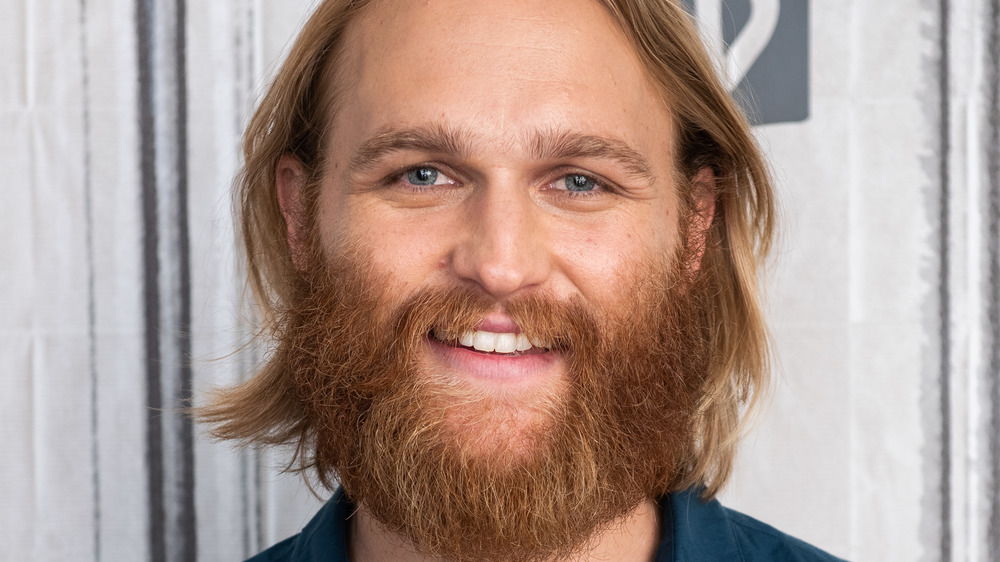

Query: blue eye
[
  {"left": 564, "top": 174, "right": 597, "bottom": 192},
  {"left": 407, "top": 167, "right": 439, "bottom": 186}
]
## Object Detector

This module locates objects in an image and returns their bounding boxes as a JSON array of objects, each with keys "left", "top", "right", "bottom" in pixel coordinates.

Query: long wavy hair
[{"left": 200, "top": 0, "right": 776, "bottom": 499}]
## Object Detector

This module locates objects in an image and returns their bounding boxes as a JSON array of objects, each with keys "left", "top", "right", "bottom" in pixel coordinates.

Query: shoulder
[
  {"left": 722, "top": 507, "right": 845, "bottom": 561},
  {"left": 665, "top": 490, "right": 846, "bottom": 562},
  {"left": 244, "top": 489, "right": 353, "bottom": 562},
  {"left": 246, "top": 536, "right": 297, "bottom": 562}
]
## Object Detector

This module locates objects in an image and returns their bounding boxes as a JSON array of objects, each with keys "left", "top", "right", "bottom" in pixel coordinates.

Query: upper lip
[{"left": 474, "top": 313, "right": 522, "bottom": 334}]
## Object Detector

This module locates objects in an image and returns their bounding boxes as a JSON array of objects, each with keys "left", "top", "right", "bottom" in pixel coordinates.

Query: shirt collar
[{"left": 285, "top": 487, "right": 739, "bottom": 562}]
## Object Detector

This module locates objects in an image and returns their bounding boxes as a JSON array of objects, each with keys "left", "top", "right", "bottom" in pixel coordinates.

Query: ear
[
  {"left": 276, "top": 153, "right": 310, "bottom": 269},
  {"left": 684, "top": 166, "right": 717, "bottom": 274}
]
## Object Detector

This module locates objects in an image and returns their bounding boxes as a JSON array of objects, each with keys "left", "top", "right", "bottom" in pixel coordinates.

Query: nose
[{"left": 449, "top": 179, "right": 551, "bottom": 299}]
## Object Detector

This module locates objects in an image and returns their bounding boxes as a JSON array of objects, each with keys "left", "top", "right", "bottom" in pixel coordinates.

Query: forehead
[{"left": 331, "top": 0, "right": 673, "bottom": 158}]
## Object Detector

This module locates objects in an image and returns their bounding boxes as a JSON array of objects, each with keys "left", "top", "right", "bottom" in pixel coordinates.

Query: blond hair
[{"left": 202, "top": 0, "right": 775, "bottom": 499}]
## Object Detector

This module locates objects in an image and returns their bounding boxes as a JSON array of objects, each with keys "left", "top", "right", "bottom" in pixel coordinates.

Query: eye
[
  {"left": 404, "top": 166, "right": 453, "bottom": 187},
  {"left": 540, "top": 171, "right": 624, "bottom": 210},
  {"left": 550, "top": 172, "right": 617, "bottom": 198},
  {"left": 564, "top": 174, "right": 598, "bottom": 192}
]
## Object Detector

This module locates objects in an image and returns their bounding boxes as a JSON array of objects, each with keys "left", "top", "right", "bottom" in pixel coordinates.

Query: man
[{"left": 201, "top": 0, "right": 842, "bottom": 560}]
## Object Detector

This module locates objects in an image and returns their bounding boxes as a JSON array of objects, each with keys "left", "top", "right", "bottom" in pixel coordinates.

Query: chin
[{"left": 419, "top": 366, "right": 565, "bottom": 465}]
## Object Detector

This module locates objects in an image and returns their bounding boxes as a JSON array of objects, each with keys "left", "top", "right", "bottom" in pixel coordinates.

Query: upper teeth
[{"left": 457, "top": 330, "right": 537, "bottom": 353}]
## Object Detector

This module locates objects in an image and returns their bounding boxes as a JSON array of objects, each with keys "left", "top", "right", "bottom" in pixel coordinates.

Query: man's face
[
  {"left": 310, "top": 0, "right": 684, "bottom": 421},
  {"left": 277, "top": 0, "right": 708, "bottom": 559}
]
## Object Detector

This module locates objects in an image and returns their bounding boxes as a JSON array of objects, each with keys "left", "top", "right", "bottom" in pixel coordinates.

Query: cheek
[
  {"left": 319, "top": 200, "right": 454, "bottom": 288},
  {"left": 550, "top": 210, "right": 677, "bottom": 302},
  {"left": 370, "top": 224, "right": 448, "bottom": 285},
  {"left": 549, "top": 228, "right": 637, "bottom": 292}
]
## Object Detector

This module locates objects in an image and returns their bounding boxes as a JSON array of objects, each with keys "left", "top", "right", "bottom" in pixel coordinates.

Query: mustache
[
  {"left": 303, "top": 256, "right": 608, "bottom": 356},
  {"left": 396, "top": 287, "right": 599, "bottom": 354}
]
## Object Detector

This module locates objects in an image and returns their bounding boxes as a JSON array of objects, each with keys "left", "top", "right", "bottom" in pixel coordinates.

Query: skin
[{"left": 277, "top": 0, "right": 714, "bottom": 559}]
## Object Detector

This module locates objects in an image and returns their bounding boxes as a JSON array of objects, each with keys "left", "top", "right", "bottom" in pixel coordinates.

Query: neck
[{"left": 348, "top": 497, "right": 662, "bottom": 562}]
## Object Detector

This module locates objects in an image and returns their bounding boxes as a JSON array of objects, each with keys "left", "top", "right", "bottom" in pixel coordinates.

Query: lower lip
[{"left": 426, "top": 336, "right": 561, "bottom": 385}]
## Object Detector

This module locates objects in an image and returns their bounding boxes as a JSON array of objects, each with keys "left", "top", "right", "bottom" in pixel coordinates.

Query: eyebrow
[
  {"left": 349, "top": 124, "right": 471, "bottom": 173},
  {"left": 347, "top": 124, "right": 657, "bottom": 185},
  {"left": 528, "top": 129, "right": 656, "bottom": 185}
]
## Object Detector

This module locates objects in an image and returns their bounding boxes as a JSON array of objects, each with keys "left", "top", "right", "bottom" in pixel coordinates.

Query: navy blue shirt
[{"left": 248, "top": 488, "right": 845, "bottom": 561}]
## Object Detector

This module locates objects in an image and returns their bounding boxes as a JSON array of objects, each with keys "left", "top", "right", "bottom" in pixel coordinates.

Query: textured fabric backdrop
[{"left": 2, "top": 0, "right": 998, "bottom": 560}]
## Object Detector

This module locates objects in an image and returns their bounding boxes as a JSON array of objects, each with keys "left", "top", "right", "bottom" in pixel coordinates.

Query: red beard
[{"left": 275, "top": 248, "right": 711, "bottom": 561}]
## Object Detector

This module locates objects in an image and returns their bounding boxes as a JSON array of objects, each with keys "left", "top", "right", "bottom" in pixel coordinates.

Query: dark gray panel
[
  {"left": 722, "top": 0, "right": 751, "bottom": 46},
  {"left": 733, "top": 0, "right": 810, "bottom": 124},
  {"left": 135, "top": 2, "right": 165, "bottom": 559},
  {"left": 936, "top": 0, "right": 953, "bottom": 558},
  {"left": 682, "top": 0, "right": 811, "bottom": 125},
  {"left": 986, "top": 0, "right": 1000, "bottom": 558},
  {"left": 137, "top": 0, "right": 196, "bottom": 560}
]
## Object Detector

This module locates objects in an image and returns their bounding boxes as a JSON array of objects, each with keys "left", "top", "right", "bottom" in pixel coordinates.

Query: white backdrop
[{"left": 2, "top": 0, "right": 999, "bottom": 560}]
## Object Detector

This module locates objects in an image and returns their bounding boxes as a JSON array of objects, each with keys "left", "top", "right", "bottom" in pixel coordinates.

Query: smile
[
  {"left": 426, "top": 326, "right": 559, "bottom": 383},
  {"left": 432, "top": 329, "right": 548, "bottom": 355}
]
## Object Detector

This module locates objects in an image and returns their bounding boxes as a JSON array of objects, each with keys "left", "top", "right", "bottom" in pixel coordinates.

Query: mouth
[
  {"left": 430, "top": 328, "right": 550, "bottom": 356},
  {"left": 425, "top": 315, "right": 562, "bottom": 384}
]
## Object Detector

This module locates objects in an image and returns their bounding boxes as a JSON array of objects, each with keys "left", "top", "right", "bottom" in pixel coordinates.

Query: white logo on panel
[{"left": 695, "top": 0, "right": 780, "bottom": 88}]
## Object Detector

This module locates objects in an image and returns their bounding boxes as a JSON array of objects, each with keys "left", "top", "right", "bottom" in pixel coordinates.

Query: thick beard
[{"left": 276, "top": 249, "right": 711, "bottom": 562}]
